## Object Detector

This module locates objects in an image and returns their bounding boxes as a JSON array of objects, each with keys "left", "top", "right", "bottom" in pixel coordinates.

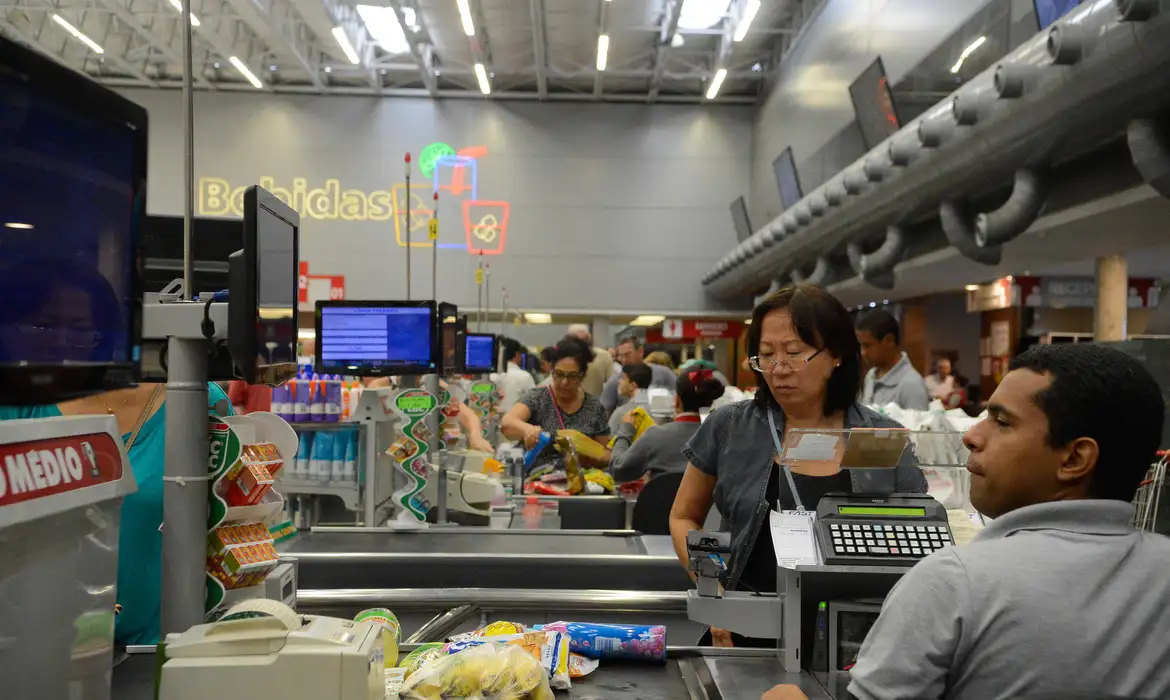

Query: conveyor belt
[{"left": 282, "top": 529, "right": 646, "bottom": 556}]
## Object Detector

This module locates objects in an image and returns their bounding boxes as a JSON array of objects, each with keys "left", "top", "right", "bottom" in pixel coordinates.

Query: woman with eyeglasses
[
  {"left": 669, "top": 284, "right": 926, "bottom": 648},
  {"left": 501, "top": 337, "right": 610, "bottom": 468}
]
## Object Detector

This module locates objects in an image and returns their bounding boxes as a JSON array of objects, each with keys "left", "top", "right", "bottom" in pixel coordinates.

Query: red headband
[{"left": 688, "top": 368, "right": 713, "bottom": 384}]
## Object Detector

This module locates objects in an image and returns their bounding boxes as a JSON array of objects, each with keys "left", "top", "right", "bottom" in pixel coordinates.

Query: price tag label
[
  {"left": 475, "top": 269, "right": 484, "bottom": 285},
  {"left": 427, "top": 218, "right": 438, "bottom": 241}
]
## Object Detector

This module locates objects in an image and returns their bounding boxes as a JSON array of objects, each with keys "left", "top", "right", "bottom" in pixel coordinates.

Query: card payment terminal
[{"left": 816, "top": 494, "right": 953, "bottom": 566}]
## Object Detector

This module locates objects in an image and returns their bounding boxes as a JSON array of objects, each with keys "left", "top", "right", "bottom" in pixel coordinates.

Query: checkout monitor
[
  {"left": 316, "top": 300, "right": 438, "bottom": 376},
  {"left": 463, "top": 333, "right": 497, "bottom": 374},
  {"left": 0, "top": 34, "right": 146, "bottom": 404}
]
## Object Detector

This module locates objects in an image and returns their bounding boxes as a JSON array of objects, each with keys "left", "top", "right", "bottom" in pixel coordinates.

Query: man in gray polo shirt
[
  {"left": 856, "top": 310, "right": 930, "bottom": 410},
  {"left": 763, "top": 343, "right": 1170, "bottom": 700}
]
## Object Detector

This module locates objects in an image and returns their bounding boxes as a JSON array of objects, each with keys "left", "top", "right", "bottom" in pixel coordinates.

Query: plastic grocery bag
[{"left": 399, "top": 642, "right": 554, "bottom": 700}]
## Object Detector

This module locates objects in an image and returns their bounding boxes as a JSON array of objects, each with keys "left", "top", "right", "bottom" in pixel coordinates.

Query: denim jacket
[{"left": 681, "top": 399, "right": 927, "bottom": 590}]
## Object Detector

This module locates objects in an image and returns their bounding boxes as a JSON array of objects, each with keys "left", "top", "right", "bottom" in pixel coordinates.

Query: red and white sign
[
  {"left": 0, "top": 432, "right": 122, "bottom": 506},
  {"left": 298, "top": 261, "right": 346, "bottom": 306},
  {"left": 647, "top": 320, "right": 744, "bottom": 343}
]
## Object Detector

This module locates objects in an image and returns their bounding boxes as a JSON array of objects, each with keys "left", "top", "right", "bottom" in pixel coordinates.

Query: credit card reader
[{"left": 817, "top": 494, "right": 952, "bottom": 566}]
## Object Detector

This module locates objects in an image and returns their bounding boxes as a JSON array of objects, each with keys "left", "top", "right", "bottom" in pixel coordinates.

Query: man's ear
[{"left": 1056, "top": 437, "right": 1099, "bottom": 486}]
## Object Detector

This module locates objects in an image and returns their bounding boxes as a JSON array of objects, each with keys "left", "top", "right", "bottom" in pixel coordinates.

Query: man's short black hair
[
  {"left": 1010, "top": 343, "right": 1165, "bottom": 502},
  {"left": 677, "top": 369, "right": 724, "bottom": 413},
  {"left": 618, "top": 335, "right": 642, "bottom": 350},
  {"left": 855, "top": 309, "right": 900, "bottom": 345},
  {"left": 551, "top": 336, "right": 593, "bottom": 375},
  {"left": 621, "top": 362, "right": 653, "bottom": 390}
]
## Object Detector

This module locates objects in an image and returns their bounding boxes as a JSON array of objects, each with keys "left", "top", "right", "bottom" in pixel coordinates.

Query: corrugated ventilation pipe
[
  {"left": 845, "top": 225, "right": 905, "bottom": 290},
  {"left": 939, "top": 200, "right": 1003, "bottom": 265},
  {"left": 790, "top": 256, "right": 830, "bottom": 286},
  {"left": 974, "top": 169, "right": 1046, "bottom": 247},
  {"left": 1127, "top": 117, "right": 1170, "bottom": 199}
]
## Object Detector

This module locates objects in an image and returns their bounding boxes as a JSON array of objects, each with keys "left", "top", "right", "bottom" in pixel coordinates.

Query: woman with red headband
[{"left": 609, "top": 368, "right": 725, "bottom": 483}]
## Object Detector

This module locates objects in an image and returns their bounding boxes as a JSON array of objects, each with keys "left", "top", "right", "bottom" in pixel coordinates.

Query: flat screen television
[
  {"left": 729, "top": 196, "right": 753, "bottom": 243},
  {"left": 0, "top": 34, "right": 146, "bottom": 403},
  {"left": 849, "top": 56, "right": 901, "bottom": 150},
  {"left": 772, "top": 147, "right": 804, "bottom": 211},
  {"left": 315, "top": 300, "right": 438, "bottom": 376},
  {"left": 463, "top": 333, "right": 497, "bottom": 374},
  {"left": 1034, "top": 0, "right": 1081, "bottom": 29}
]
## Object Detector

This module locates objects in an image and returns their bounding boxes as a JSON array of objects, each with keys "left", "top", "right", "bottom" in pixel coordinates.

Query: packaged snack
[
  {"left": 555, "top": 429, "right": 607, "bottom": 462},
  {"left": 399, "top": 643, "right": 445, "bottom": 678},
  {"left": 606, "top": 406, "right": 656, "bottom": 448},
  {"left": 224, "top": 462, "right": 274, "bottom": 507},
  {"left": 540, "top": 621, "right": 667, "bottom": 663},
  {"left": 387, "top": 437, "right": 419, "bottom": 462},
  {"left": 568, "top": 653, "right": 600, "bottom": 679},
  {"left": 448, "top": 620, "right": 526, "bottom": 643},
  {"left": 400, "top": 642, "right": 553, "bottom": 700},
  {"left": 443, "top": 631, "right": 571, "bottom": 691},
  {"left": 583, "top": 468, "right": 615, "bottom": 494}
]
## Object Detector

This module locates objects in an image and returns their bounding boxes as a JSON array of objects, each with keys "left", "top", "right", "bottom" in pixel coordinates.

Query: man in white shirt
[
  {"left": 494, "top": 336, "right": 535, "bottom": 413},
  {"left": 924, "top": 357, "right": 956, "bottom": 400}
]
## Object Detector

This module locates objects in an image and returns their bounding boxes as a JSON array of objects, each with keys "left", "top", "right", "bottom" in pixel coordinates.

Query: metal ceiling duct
[
  {"left": 705, "top": 2, "right": 1170, "bottom": 299},
  {"left": 790, "top": 256, "right": 830, "bottom": 286},
  {"left": 846, "top": 225, "right": 906, "bottom": 291},
  {"left": 940, "top": 200, "right": 1004, "bottom": 265},
  {"left": 1128, "top": 117, "right": 1170, "bottom": 199},
  {"left": 974, "top": 169, "right": 1047, "bottom": 247}
]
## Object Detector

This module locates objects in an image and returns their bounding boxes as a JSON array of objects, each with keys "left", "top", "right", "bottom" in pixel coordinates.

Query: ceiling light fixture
[
  {"left": 165, "top": 0, "right": 201, "bottom": 26},
  {"left": 678, "top": 0, "right": 731, "bottom": 31},
  {"left": 51, "top": 14, "right": 104, "bottom": 54},
  {"left": 332, "top": 26, "right": 360, "bottom": 65},
  {"left": 705, "top": 67, "right": 727, "bottom": 100},
  {"left": 356, "top": 5, "right": 410, "bottom": 54},
  {"left": 4, "top": 222, "right": 34, "bottom": 230},
  {"left": 964, "top": 284, "right": 980, "bottom": 291},
  {"left": 228, "top": 56, "right": 263, "bottom": 89},
  {"left": 524, "top": 313, "right": 552, "bottom": 324},
  {"left": 732, "top": 0, "right": 761, "bottom": 42},
  {"left": 596, "top": 34, "right": 609, "bottom": 71},
  {"left": 297, "top": 328, "right": 316, "bottom": 340},
  {"left": 456, "top": 0, "right": 475, "bottom": 36},
  {"left": 950, "top": 35, "right": 987, "bottom": 74},
  {"left": 474, "top": 62, "right": 491, "bottom": 94},
  {"left": 630, "top": 315, "right": 666, "bottom": 327}
]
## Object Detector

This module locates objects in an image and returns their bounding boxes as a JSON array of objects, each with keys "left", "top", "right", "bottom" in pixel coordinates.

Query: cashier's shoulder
[{"left": 705, "top": 398, "right": 760, "bottom": 429}]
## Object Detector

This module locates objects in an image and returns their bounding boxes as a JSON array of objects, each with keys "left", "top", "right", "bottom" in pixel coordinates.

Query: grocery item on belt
[
  {"left": 399, "top": 641, "right": 553, "bottom": 700},
  {"left": 399, "top": 643, "right": 445, "bottom": 679},
  {"left": 568, "top": 652, "right": 600, "bottom": 679},
  {"left": 539, "top": 621, "right": 667, "bottom": 663},
  {"left": 355, "top": 608, "right": 400, "bottom": 668},
  {"left": 448, "top": 620, "right": 526, "bottom": 643},
  {"left": 441, "top": 630, "right": 571, "bottom": 690},
  {"left": 555, "top": 430, "right": 607, "bottom": 463}
]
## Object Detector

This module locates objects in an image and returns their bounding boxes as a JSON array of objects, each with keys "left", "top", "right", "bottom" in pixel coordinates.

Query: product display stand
[
  {"left": 467, "top": 378, "right": 501, "bottom": 444},
  {"left": 348, "top": 387, "right": 399, "bottom": 528},
  {"left": 386, "top": 386, "right": 439, "bottom": 523}
]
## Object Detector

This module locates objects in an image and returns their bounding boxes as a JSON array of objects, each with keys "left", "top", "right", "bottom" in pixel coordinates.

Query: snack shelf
[
  {"left": 276, "top": 478, "right": 361, "bottom": 511},
  {"left": 221, "top": 492, "right": 285, "bottom": 524}
]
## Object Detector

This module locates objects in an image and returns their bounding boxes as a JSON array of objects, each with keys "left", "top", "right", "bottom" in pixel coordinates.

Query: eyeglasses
[
  {"left": 551, "top": 370, "right": 585, "bottom": 383},
  {"left": 749, "top": 349, "right": 824, "bottom": 374}
]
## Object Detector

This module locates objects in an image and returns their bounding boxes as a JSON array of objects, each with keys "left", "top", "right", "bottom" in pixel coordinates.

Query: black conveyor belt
[{"left": 282, "top": 530, "right": 646, "bottom": 556}]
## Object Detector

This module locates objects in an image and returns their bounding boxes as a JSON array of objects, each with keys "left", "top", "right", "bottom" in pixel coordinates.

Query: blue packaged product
[
  {"left": 538, "top": 621, "right": 666, "bottom": 662},
  {"left": 330, "top": 427, "right": 347, "bottom": 481},
  {"left": 343, "top": 430, "right": 358, "bottom": 483},
  {"left": 310, "top": 431, "right": 333, "bottom": 481},
  {"left": 293, "top": 371, "right": 310, "bottom": 422},
  {"left": 523, "top": 432, "right": 552, "bottom": 470},
  {"left": 325, "top": 375, "right": 342, "bottom": 422},
  {"left": 294, "top": 431, "right": 313, "bottom": 479}
]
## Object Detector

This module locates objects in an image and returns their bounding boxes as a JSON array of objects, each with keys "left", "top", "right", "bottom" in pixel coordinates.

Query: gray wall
[
  {"left": 749, "top": 0, "right": 990, "bottom": 226},
  {"left": 120, "top": 89, "right": 754, "bottom": 313}
]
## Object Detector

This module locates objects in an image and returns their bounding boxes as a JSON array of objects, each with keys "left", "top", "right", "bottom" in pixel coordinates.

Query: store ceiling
[{"left": 0, "top": 0, "right": 811, "bottom": 102}]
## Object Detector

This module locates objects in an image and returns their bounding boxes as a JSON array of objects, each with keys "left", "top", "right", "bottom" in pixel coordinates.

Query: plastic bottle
[
  {"left": 294, "top": 431, "right": 312, "bottom": 479},
  {"left": 293, "top": 370, "right": 310, "bottom": 423},
  {"left": 309, "top": 373, "right": 325, "bottom": 422},
  {"left": 341, "top": 380, "right": 352, "bottom": 421},
  {"left": 343, "top": 430, "right": 358, "bottom": 484},
  {"left": 325, "top": 375, "right": 342, "bottom": 423},
  {"left": 331, "top": 428, "right": 346, "bottom": 482},
  {"left": 348, "top": 382, "right": 362, "bottom": 418},
  {"left": 310, "top": 431, "right": 333, "bottom": 481}
]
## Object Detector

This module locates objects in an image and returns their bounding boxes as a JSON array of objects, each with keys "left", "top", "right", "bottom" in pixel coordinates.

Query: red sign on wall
[
  {"left": 0, "top": 432, "right": 122, "bottom": 506},
  {"left": 298, "top": 261, "right": 346, "bottom": 305},
  {"left": 646, "top": 320, "right": 744, "bottom": 343}
]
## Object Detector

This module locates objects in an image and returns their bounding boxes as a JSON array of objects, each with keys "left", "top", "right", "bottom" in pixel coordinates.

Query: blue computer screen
[
  {"left": 1034, "top": 0, "right": 1080, "bottom": 29},
  {"left": 320, "top": 306, "right": 433, "bottom": 370},
  {"left": 464, "top": 335, "right": 495, "bottom": 372}
]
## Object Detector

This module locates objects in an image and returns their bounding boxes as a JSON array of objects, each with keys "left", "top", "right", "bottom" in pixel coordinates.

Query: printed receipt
[{"left": 770, "top": 510, "right": 821, "bottom": 569}]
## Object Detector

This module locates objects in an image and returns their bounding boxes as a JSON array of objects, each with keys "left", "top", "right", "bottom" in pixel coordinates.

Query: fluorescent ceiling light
[
  {"left": 474, "top": 62, "right": 491, "bottom": 94},
  {"left": 331, "top": 26, "right": 360, "bottom": 65},
  {"left": 630, "top": 315, "right": 666, "bottom": 327},
  {"left": 732, "top": 0, "right": 760, "bottom": 41},
  {"left": 596, "top": 34, "right": 609, "bottom": 71},
  {"left": 402, "top": 7, "right": 419, "bottom": 30},
  {"left": 705, "top": 68, "right": 727, "bottom": 100},
  {"left": 678, "top": 0, "right": 731, "bottom": 30},
  {"left": 4, "top": 222, "right": 34, "bottom": 229},
  {"left": 524, "top": 313, "right": 552, "bottom": 324},
  {"left": 51, "top": 14, "right": 104, "bottom": 54},
  {"left": 297, "top": 328, "right": 316, "bottom": 340},
  {"left": 456, "top": 0, "right": 475, "bottom": 36},
  {"left": 950, "top": 35, "right": 987, "bottom": 73},
  {"left": 964, "top": 284, "right": 980, "bottom": 291},
  {"left": 165, "top": 0, "right": 201, "bottom": 27},
  {"left": 229, "top": 56, "right": 263, "bottom": 89},
  {"left": 356, "top": 5, "right": 410, "bottom": 54}
]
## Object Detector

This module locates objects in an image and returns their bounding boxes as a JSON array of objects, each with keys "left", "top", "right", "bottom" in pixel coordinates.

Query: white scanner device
[
  {"left": 424, "top": 458, "right": 499, "bottom": 517},
  {"left": 158, "top": 601, "right": 389, "bottom": 700}
]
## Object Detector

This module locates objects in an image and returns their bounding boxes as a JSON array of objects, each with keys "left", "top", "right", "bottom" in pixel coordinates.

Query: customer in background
[
  {"left": 924, "top": 357, "right": 956, "bottom": 401},
  {"left": 500, "top": 337, "right": 609, "bottom": 468},
  {"left": 856, "top": 310, "right": 930, "bottom": 410},
  {"left": 645, "top": 351, "right": 676, "bottom": 373},
  {"left": 670, "top": 284, "right": 925, "bottom": 648},
  {"left": 537, "top": 346, "right": 556, "bottom": 387},
  {"left": 764, "top": 343, "right": 1170, "bottom": 700},
  {"left": 495, "top": 336, "right": 536, "bottom": 413},
  {"left": 608, "top": 362, "right": 654, "bottom": 434},
  {"left": 602, "top": 336, "right": 677, "bottom": 414},
  {"left": 226, "top": 380, "right": 272, "bottom": 414},
  {"left": 567, "top": 323, "right": 613, "bottom": 398},
  {"left": 610, "top": 368, "right": 725, "bottom": 483}
]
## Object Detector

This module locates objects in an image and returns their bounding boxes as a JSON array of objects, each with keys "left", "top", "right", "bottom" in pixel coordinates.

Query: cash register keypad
[{"left": 828, "top": 522, "right": 952, "bottom": 558}]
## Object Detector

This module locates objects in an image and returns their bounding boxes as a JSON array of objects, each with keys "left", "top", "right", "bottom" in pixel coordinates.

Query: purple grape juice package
[{"left": 539, "top": 621, "right": 666, "bottom": 662}]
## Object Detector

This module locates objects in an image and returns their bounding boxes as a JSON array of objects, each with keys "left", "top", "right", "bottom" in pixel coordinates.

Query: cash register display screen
[
  {"left": 464, "top": 334, "right": 495, "bottom": 372},
  {"left": 319, "top": 305, "right": 435, "bottom": 373},
  {"left": 838, "top": 506, "right": 926, "bottom": 517}
]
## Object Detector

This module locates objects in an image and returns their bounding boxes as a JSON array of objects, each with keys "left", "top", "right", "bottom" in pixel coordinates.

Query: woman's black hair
[
  {"left": 676, "top": 369, "right": 724, "bottom": 413},
  {"left": 550, "top": 336, "right": 593, "bottom": 375},
  {"left": 747, "top": 283, "right": 861, "bottom": 416}
]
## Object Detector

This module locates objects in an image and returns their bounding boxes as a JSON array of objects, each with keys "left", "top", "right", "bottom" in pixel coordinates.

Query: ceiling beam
[
  {"left": 25, "top": 0, "right": 157, "bottom": 86},
  {"left": 462, "top": 0, "right": 493, "bottom": 95},
  {"left": 223, "top": 0, "right": 323, "bottom": 90},
  {"left": 592, "top": 0, "right": 607, "bottom": 100},
  {"left": 0, "top": 15, "right": 82, "bottom": 71},
  {"left": 647, "top": 0, "right": 683, "bottom": 102},
  {"left": 385, "top": 0, "right": 438, "bottom": 96},
  {"left": 528, "top": 0, "right": 548, "bottom": 99},
  {"left": 96, "top": 0, "right": 215, "bottom": 89}
]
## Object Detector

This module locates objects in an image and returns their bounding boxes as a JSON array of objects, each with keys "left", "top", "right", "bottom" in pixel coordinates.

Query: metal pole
[
  {"left": 180, "top": 0, "right": 195, "bottom": 300},
  {"left": 362, "top": 415, "right": 379, "bottom": 528},
  {"left": 432, "top": 191, "right": 439, "bottom": 301},
  {"left": 424, "top": 373, "right": 445, "bottom": 524},
  {"left": 160, "top": 338, "right": 209, "bottom": 636},
  {"left": 498, "top": 288, "right": 506, "bottom": 337},
  {"left": 476, "top": 255, "right": 483, "bottom": 331},
  {"left": 484, "top": 264, "right": 491, "bottom": 338},
  {"left": 404, "top": 152, "right": 412, "bottom": 301}
]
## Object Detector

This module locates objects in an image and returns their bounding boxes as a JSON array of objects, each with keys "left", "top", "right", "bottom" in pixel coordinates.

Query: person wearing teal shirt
[{"left": 0, "top": 382, "right": 232, "bottom": 645}]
